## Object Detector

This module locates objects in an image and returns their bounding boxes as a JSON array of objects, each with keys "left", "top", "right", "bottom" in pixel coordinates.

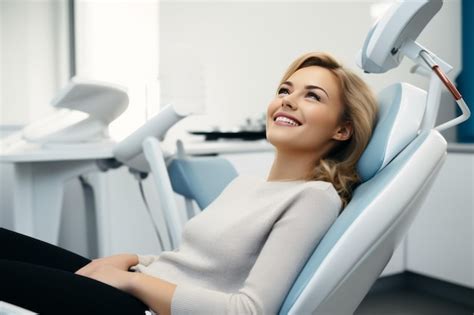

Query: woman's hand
[
  {"left": 80, "top": 264, "right": 135, "bottom": 291},
  {"left": 77, "top": 255, "right": 177, "bottom": 315},
  {"left": 75, "top": 254, "right": 138, "bottom": 276}
]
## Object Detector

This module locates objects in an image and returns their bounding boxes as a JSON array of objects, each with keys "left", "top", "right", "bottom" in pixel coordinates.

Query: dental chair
[
  {"left": 166, "top": 82, "right": 446, "bottom": 315},
  {"left": 279, "top": 83, "right": 444, "bottom": 314},
  {"left": 167, "top": 140, "right": 238, "bottom": 218}
]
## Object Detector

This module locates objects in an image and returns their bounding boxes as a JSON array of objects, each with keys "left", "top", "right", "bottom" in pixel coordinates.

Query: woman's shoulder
[
  {"left": 301, "top": 180, "right": 334, "bottom": 191},
  {"left": 298, "top": 180, "right": 342, "bottom": 213}
]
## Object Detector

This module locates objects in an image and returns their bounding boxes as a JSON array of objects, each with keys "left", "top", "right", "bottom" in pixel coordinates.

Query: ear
[{"left": 332, "top": 121, "right": 353, "bottom": 141}]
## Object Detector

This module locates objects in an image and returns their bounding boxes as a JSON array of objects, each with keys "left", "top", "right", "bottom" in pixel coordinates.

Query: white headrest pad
[{"left": 357, "top": 82, "right": 426, "bottom": 182}]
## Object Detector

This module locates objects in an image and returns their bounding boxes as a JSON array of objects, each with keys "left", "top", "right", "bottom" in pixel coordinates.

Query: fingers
[
  {"left": 75, "top": 254, "right": 137, "bottom": 276},
  {"left": 75, "top": 260, "right": 99, "bottom": 276},
  {"left": 75, "top": 266, "right": 88, "bottom": 276}
]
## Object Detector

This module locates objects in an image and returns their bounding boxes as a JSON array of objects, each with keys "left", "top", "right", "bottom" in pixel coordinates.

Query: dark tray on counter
[{"left": 188, "top": 130, "right": 266, "bottom": 141}]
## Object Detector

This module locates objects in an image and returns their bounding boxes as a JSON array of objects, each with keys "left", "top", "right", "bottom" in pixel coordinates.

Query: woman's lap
[
  {"left": 0, "top": 259, "right": 149, "bottom": 314},
  {"left": 0, "top": 228, "right": 149, "bottom": 314},
  {"left": 0, "top": 227, "right": 90, "bottom": 272}
]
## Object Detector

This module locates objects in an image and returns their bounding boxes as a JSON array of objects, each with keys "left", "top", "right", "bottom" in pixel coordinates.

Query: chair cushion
[
  {"left": 168, "top": 156, "right": 238, "bottom": 209},
  {"left": 357, "top": 82, "right": 426, "bottom": 182}
]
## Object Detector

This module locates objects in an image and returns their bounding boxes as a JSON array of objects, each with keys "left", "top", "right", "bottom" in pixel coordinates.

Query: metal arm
[{"left": 400, "top": 39, "right": 471, "bottom": 132}]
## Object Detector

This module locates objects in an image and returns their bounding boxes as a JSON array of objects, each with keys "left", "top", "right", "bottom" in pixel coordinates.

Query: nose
[{"left": 282, "top": 96, "right": 297, "bottom": 110}]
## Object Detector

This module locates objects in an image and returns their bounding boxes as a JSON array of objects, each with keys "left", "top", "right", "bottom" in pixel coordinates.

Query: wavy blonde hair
[{"left": 279, "top": 52, "right": 378, "bottom": 211}]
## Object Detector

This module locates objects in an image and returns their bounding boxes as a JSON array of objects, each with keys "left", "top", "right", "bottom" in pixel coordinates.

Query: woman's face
[{"left": 266, "top": 66, "right": 351, "bottom": 155}]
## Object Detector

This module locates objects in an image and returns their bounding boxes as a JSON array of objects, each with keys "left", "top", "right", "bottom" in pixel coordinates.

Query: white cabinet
[{"left": 406, "top": 152, "right": 474, "bottom": 288}]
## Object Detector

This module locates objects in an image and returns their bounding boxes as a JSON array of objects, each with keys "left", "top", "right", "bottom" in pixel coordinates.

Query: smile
[{"left": 274, "top": 116, "right": 301, "bottom": 127}]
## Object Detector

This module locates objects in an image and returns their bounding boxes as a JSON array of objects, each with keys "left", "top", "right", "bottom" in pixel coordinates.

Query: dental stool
[{"left": 167, "top": 82, "right": 447, "bottom": 314}]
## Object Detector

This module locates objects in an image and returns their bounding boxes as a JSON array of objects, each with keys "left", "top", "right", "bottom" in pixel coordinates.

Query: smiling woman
[
  {"left": 0, "top": 51, "right": 378, "bottom": 315},
  {"left": 266, "top": 52, "right": 378, "bottom": 209}
]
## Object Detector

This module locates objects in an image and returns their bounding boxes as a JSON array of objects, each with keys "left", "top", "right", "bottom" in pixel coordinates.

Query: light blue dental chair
[
  {"left": 168, "top": 155, "right": 238, "bottom": 212},
  {"left": 167, "top": 82, "right": 447, "bottom": 314}
]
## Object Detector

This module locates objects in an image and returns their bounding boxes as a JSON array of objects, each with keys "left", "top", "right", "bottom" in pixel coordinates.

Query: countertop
[{"left": 0, "top": 138, "right": 274, "bottom": 162}]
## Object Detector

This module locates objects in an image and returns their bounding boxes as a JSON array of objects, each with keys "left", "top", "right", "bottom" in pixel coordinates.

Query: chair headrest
[{"left": 357, "top": 82, "right": 427, "bottom": 182}]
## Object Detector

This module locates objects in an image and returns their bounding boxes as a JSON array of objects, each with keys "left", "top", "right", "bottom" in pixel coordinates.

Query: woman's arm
[{"left": 127, "top": 272, "right": 177, "bottom": 315}]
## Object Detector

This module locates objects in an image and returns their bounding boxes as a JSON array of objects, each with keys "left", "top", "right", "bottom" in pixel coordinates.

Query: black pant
[{"left": 0, "top": 228, "right": 149, "bottom": 314}]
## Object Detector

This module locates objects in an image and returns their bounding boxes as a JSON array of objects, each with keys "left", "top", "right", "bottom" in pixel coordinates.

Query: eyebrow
[{"left": 281, "top": 81, "right": 329, "bottom": 99}]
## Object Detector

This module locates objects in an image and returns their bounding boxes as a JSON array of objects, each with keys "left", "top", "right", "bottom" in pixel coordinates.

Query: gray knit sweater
[{"left": 131, "top": 175, "right": 341, "bottom": 314}]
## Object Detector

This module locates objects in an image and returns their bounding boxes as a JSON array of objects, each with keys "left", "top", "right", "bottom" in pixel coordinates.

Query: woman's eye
[
  {"left": 277, "top": 87, "right": 290, "bottom": 96},
  {"left": 307, "top": 92, "right": 321, "bottom": 101}
]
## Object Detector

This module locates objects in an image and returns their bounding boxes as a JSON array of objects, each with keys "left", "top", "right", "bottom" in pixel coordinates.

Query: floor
[{"left": 356, "top": 286, "right": 473, "bottom": 315}]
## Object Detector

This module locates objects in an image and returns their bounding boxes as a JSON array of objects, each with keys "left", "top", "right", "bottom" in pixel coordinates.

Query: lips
[{"left": 273, "top": 112, "right": 302, "bottom": 126}]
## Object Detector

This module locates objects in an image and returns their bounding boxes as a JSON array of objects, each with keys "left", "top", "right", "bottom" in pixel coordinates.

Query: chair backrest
[
  {"left": 279, "top": 82, "right": 447, "bottom": 314},
  {"left": 168, "top": 156, "right": 238, "bottom": 210}
]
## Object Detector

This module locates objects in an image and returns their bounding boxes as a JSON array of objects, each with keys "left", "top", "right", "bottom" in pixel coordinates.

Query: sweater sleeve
[
  {"left": 170, "top": 186, "right": 340, "bottom": 315},
  {"left": 136, "top": 254, "right": 160, "bottom": 267}
]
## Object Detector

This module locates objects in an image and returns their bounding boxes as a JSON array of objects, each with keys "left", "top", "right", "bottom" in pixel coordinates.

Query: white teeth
[{"left": 275, "top": 116, "right": 300, "bottom": 126}]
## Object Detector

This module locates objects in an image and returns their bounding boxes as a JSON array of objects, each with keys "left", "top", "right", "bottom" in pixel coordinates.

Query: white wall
[
  {"left": 75, "top": 0, "right": 160, "bottom": 141},
  {"left": 0, "top": 0, "right": 70, "bottom": 126},
  {"left": 160, "top": 0, "right": 461, "bottom": 142}
]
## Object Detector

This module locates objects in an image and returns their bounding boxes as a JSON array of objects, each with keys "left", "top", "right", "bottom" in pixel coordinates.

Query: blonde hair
[{"left": 279, "top": 52, "right": 378, "bottom": 211}]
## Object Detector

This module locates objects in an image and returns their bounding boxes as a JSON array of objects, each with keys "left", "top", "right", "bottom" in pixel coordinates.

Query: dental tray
[{"left": 188, "top": 130, "right": 266, "bottom": 141}]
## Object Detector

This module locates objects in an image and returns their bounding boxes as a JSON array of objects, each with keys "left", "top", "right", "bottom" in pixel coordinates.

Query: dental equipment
[
  {"left": 111, "top": 104, "right": 193, "bottom": 249},
  {"left": 358, "top": 0, "right": 470, "bottom": 133},
  {"left": 107, "top": 54, "right": 207, "bottom": 250},
  {"left": 0, "top": 78, "right": 128, "bottom": 252},
  {"left": 18, "top": 77, "right": 127, "bottom": 146}
]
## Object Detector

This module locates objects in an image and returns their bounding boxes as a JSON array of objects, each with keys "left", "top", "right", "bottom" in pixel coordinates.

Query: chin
[{"left": 266, "top": 131, "right": 299, "bottom": 150}]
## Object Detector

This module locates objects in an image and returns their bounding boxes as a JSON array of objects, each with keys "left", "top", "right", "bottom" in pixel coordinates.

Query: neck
[{"left": 267, "top": 148, "right": 321, "bottom": 182}]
